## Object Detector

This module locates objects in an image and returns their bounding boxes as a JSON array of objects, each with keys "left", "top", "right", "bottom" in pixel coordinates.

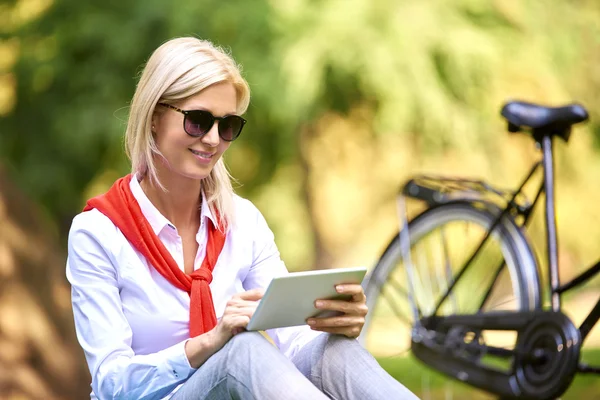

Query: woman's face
[{"left": 153, "top": 82, "right": 237, "bottom": 181}]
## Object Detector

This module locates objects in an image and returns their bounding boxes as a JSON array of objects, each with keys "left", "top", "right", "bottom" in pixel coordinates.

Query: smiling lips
[{"left": 189, "top": 148, "right": 215, "bottom": 163}]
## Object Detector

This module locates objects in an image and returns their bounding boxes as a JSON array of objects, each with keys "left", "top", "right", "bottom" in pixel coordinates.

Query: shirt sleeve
[
  {"left": 66, "top": 212, "right": 196, "bottom": 400},
  {"left": 240, "top": 201, "right": 323, "bottom": 358}
]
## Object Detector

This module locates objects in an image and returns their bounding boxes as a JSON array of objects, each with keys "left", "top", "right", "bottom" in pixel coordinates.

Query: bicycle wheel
[{"left": 360, "top": 201, "right": 541, "bottom": 399}]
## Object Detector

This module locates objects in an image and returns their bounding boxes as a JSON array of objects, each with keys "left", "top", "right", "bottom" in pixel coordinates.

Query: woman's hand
[
  {"left": 185, "top": 289, "right": 263, "bottom": 368},
  {"left": 306, "top": 284, "right": 368, "bottom": 338},
  {"left": 212, "top": 288, "right": 264, "bottom": 345}
]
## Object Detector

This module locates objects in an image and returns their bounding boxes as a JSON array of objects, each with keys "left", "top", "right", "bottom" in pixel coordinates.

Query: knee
[
  {"left": 225, "top": 331, "right": 278, "bottom": 361},
  {"left": 325, "top": 334, "right": 362, "bottom": 354},
  {"left": 206, "top": 332, "right": 275, "bottom": 381},
  {"left": 322, "top": 335, "right": 372, "bottom": 368},
  {"left": 222, "top": 332, "right": 310, "bottom": 391},
  {"left": 227, "top": 331, "right": 273, "bottom": 349}
]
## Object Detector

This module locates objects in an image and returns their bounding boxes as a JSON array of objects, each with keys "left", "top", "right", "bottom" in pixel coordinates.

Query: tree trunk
[{"left": 0, "top": 167, "right": 90, "bottom": 399}]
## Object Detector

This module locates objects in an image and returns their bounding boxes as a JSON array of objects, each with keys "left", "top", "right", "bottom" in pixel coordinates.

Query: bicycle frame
[
  {"left": 392, "top": 104, "right": 600, "bottom": 397},
  {"left": 400, "top": 131, "right": 600, "bottom": 376},
  {"left": 538, "top": 135, "right": 600, "bottom": 348},
  {"left": 405, "top": 135, "right": 600, "bottom": 374},
  {"left": 428, "top": 134, "right": 600, "bottom": 370}
]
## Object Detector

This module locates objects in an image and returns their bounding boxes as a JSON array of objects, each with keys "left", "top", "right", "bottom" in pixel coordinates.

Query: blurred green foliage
[
  {"left": 1, "top": 0, "right": 284, "bottom": 233},
  {"left": 3, "top": 0, "right": 600, "bottom": 240}
]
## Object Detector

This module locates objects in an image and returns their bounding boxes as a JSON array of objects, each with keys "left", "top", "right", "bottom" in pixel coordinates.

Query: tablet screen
[{"left": 246, "top": 266, "right": 367, "bottom": 331}]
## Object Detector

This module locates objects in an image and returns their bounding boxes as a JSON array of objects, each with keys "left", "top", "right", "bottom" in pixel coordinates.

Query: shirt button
[{"left": 173, "top": 369, "right": 179, "bottom": 378}]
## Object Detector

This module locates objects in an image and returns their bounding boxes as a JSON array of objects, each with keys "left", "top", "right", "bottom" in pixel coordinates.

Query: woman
[{"left": 67, "top": 37, "right": 418, "bottom": 400}]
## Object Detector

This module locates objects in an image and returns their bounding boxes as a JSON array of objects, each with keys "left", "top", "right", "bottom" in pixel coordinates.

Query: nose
[{"left": 201, "top": 122, "right": 220, "bottom": 147}]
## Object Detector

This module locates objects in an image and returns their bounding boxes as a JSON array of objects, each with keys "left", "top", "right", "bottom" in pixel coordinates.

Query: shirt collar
[
  {"left": 129, "top": 175, "right": 172, "bottom": 235},
  {"left": 129, "top": 174, "right": 217, "bottom": 235},
  {"left": 200, "top": 190, "right": 218, "bottom": 227}
]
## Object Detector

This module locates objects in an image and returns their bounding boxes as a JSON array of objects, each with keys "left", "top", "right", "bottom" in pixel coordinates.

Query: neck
[{"left": 139, "top": 169, "right": 202, "bottom": 231}]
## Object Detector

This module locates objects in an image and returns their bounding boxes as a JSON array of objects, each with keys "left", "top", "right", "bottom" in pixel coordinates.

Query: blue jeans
[{"left": 171, "top": 332, "right": 419, "bottom": 400}]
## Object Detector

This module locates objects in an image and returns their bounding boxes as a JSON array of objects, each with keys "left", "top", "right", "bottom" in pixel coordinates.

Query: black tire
[{"left": 359, "top": 201, "right": 541, "bottom": 353}]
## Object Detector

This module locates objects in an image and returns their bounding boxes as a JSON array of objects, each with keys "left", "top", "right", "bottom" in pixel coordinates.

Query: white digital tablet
[{"left": 246, "top": 266, "right": 368, "bottom": 331}]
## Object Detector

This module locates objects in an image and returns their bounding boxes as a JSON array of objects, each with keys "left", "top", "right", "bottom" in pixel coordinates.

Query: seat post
[{"left": 540, "top": 134, "right": 561, "bottom": 311}]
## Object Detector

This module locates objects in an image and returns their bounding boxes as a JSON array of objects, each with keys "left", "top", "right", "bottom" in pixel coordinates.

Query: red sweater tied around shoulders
[{"left": 83, "top": 174, "right": 226, "bottom": 337}]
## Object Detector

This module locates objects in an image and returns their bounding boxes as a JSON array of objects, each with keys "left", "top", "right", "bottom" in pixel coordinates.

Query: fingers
[
  {"left": 307, "top": 315, "right": 365, "bottom": 329},
  {"left": 309, "top": 325, "right": 363, "bottom": 338},
  {"left": 220, "top": 290, "right": 264, "bottom": 336},
  {"left": 212, "top": 290, "right": 266, "bottom": 344},
  {"left": 218, "top": 315, "right": 250, "bottom": 336},
  {"left": 335, "top": 283, "right": 363, "bottom": 296},
  {"left": 231, "top": 327, "right": 245, "bottom": 336},
  {"left": 227, "top": 315, "right": 250, "bottom": 331},
  {"left": 307, "top": 312, "right": 365, "bottom": 337},
  {"left": 308, "top": 284, "right": 367, "bottom": 338},
  {"left": 314, "top": 298, "right": 368, "bottom": 316},
  {"left": 226, "top": 290, "right": 263, "bottom": 310},
  {"left": 223, "top": 305, "right": 257, "bottom": 318},
  {"left": 315, "top": 284, "right": 366, "bottom": 308},
  {"left": 228, "top": 315, "right": 250, "bottom": 326},
  {"left": 334, "top": 284, "right": 367, "bottom": 303}
]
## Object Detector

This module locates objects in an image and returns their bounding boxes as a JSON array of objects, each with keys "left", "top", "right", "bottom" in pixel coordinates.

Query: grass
[{"left": 377, "top": 348, "right": 600, "bottom": 399}]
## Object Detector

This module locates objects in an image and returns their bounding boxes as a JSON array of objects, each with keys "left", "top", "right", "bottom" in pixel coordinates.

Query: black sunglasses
[{"left": 158, "top": 103, "right": 246, "bottom": 142}]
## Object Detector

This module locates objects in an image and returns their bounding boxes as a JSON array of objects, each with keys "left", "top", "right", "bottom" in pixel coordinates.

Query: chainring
[
  {"left": 412, "top": 310, "right": 582, "bottom": 399},
  {"left": 513, "top": 311, "right": 581, "bottom": 399}
]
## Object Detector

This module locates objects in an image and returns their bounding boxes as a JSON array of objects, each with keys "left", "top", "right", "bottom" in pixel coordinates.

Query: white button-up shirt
[{"left": 66, "top": 175, "right": 321, "bottom": 400}]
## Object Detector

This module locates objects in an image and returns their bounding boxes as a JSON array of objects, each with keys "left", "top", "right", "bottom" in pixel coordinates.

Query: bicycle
[{"left": 358, "top": 100, "right": 599, "bottom": 399}]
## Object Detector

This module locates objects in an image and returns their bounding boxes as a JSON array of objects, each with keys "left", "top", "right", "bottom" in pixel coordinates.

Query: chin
[
  {"left": 178, "top": 172, "right": 209, "bottom": 182},
  {"left": 167, "top": 157, "right": 218, "bottom": 181},
  {"left": 181, "top": 166, "right": 214, "bottom": 181}
]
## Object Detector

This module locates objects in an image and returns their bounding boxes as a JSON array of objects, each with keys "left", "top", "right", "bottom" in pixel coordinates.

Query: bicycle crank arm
[{"left": 412, "top": 310, "right": 581, "bottom": 399}]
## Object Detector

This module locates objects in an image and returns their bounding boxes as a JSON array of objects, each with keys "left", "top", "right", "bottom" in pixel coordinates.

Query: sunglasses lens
[
  {"left": 185, "top": 110, "right": 214, "bottom": 136},
  {"left": 219, "top": 116, "right": 245, "bottom": 141}
]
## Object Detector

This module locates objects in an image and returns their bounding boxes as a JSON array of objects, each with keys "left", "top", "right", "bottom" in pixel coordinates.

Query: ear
[{"left": 151, "top": 112, "right": 160, "bottom": 133}]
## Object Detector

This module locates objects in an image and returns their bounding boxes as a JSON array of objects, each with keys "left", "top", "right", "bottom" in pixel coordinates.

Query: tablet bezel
[{"left": 246, "top": 266, "right": 367, "bottom": 331}]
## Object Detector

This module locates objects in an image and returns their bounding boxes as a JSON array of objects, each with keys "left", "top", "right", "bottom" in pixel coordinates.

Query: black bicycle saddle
[{"left": 501, "top": 101, "right": 588, "bottom": 140}]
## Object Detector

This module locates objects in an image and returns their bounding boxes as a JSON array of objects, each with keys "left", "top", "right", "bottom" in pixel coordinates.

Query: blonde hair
[{"left": 125, "top": 37, "right": 250, "bottom": 231}]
